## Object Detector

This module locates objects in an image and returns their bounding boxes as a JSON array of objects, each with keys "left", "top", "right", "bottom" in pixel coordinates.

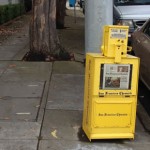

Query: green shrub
[
  {"left": 20, "top": 3, "right": 26, "bottom": 14},
  {"left": 0, "top": 5, "right": 8, "bottom": 24},
  {"left": 13, "top": 4, "right": 21, "bottom": 17},
  {"left": 0, "top": 3, "right": 25, "bottom": 25}
]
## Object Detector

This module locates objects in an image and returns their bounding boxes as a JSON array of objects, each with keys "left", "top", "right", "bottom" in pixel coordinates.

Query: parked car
[
  {"left": 114, "top": 0, "right": 150, "bottom": 42},
  {"left": 132, "top": 19, "right": 150, "bottom": 90}
]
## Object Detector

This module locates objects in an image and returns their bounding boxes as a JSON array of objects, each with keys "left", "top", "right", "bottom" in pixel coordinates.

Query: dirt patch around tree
[{"left": 23, "top": 49, "right": 75, "bottom": 62}]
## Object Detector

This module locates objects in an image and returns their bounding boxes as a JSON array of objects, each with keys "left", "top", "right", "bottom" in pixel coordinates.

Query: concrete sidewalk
[{"left": 0, "top": 10, "right": 150, "bottom": 150}]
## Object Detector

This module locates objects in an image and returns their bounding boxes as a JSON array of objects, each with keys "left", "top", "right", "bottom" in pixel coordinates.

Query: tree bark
[
  {"left": 56, "top": 0, "right": 67, "bottom": 29},
  {"left": 30, "top": 0, "right": 59, "bottom": 55}
]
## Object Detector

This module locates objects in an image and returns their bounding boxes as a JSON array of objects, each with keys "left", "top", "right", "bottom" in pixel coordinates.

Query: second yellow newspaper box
[{"left": 82, "top": 25, "right": 140, "bottom": 141}]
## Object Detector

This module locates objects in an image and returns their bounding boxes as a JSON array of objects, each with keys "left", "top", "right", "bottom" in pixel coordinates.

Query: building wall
[{"left": 0, "top": 0, "right": 20, "bottom": 5}]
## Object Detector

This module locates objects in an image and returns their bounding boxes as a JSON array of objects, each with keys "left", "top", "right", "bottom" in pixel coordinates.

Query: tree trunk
[
  {"left": 30, "top": 0, "right": 59, "bottom": 56},
  {"left": 56, "top": 0, "right": 67, "bottom": 29}
]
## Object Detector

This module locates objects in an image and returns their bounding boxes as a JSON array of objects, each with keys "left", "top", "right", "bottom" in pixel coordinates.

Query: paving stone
[
  {"left": 41, "top": 110, "right": 82, "bottom": 140},
  {"left": 0, "top": 81, "right": 45, "bottom": 98},
  {"left": 0, "top": 97, "right": 41, "bottom": 121},
  {"left": 137, "top": 100, "right": 150, "bottom": 132},
  {"left": 2, "top": 37, "right": 29, "bottom": 46},
  {"left": 53, "top": 61, "right": 85, "bottom": 75},
  {"left": 0, "top": 45, "right": 24, "bottom": 52},
  {"left": 41, "top": 110, "right": 150, "bottom": 143},
  {"left": 1, "top": 62, "right": 52, "bottom": 81},
  {"left": 131, "top": 130, "right": 150, "bottom": 144},
  {"left": 0, "top": 140, "right": 38, "bottom": 150},
  {"left": 0, "top": 62, "right": 8, "bottom": 76},
  {"left": 74, "top": 53, "right": 85, "bottom": 63},
  {"left": 135, "top": 116, "right": 145, "bottom": 132},
  {"left": 123, "top": 116, "right": 150, "bottom": 144},
  {"left": 4, "top": 62, "right": 52, "bottom": 75},
  {"left": 0, "top": 46, "right": 25, "bottom": 60},
  {"left": 59, "top": 17, "right": 85, "bottom": 54},
  {"left": 38, "top": 140, "right": 150, "bottom": 150},
  {"left": 12, "top": 45, "right": 30, "bottom": 60},
  {"left": 0, "top": 122, "right": 41, "bottom": 140},
  {"left": 1, "top": 73, "right": 47, "bottom": 82},
  {"left": 0, "top": 51, "right": 18, "bottom": 60},
  {"left": 47, "top": 74, "right": 84, "bottom": 110}
]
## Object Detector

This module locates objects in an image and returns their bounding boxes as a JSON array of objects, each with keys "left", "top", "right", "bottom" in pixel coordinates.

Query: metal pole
[{"left": 85, "top": 0, "right": 113, "bottom": 53}]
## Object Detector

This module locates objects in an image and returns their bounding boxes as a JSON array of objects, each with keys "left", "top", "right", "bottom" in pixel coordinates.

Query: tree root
[{"left": 23, "top": 46, "right": 74, "bottom": 62}]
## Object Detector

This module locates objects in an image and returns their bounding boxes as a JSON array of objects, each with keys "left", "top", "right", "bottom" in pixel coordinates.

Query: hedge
[{"left": 0, "top": 4, "right": 25, "bottom": 25}]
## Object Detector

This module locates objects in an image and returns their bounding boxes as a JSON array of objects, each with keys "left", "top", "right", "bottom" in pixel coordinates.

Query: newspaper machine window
[{"left": 100, "top": 64, "right": 132, "bottom": 90}]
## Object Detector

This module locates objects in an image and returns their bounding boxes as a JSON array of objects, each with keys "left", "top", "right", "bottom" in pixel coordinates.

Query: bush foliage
[{"left": 0, "top": 4, "right": 25, "bottom": 25}]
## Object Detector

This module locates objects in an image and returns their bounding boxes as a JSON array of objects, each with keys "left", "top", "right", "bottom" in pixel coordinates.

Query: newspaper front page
[{"left": 102, "top": 64, "right": 131, "bottom": 89}]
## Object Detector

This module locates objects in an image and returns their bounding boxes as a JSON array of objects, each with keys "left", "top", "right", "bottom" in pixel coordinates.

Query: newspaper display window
[{"left": 100, "top": 64, "right": 132, "bottom": 90}]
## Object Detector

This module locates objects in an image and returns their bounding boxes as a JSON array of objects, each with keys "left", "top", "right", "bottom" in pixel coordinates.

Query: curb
[{"left": 137, "top": 102, "right": 150, "bottom": 132}]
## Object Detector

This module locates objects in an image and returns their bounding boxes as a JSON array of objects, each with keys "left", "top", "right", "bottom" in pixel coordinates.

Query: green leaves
[{"left": 0, "top": 4, "right": 25, "bottom": 25}]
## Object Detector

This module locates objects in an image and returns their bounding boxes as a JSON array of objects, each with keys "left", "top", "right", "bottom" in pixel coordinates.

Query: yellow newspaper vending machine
[{"left": 82, "top": 25, "right": 140, "bottom": 141}]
